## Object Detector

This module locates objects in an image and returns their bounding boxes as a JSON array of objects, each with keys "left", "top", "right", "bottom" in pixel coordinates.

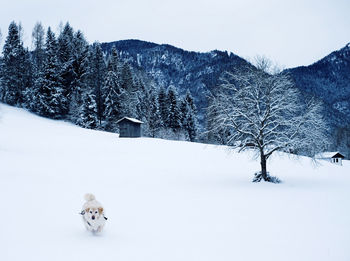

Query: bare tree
[
  {"left": 18, "top": 22, "right": 24, "bottom": 44},
  {"left": 32, "top": 22, "right": 45, "bottom": 50},
  {"left": 208, "top": 60, "right": 328, "bottom": 182},
  {"left": 31, "top": 22, "right": 45, "bottom": 71}
]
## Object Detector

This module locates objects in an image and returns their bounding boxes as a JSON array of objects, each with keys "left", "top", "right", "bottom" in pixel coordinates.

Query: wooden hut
[
  {"left": 117, "top": 117, "right": 143, "bottom": 138},
  {"left": 315, "top": 151, "right": 345, "bottom": 166}
]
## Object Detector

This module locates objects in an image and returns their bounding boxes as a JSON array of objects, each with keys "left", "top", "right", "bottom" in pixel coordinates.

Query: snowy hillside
[
  {"left": 1, "top": 103, "right": 349, "bottom": 261},
  {"left": 101, "top": 39, "right": 251, "bottom": 125},
  {"left": 286, "top": 43, "right": 350, "bottom": 135},
  {"left": 101, "top": 40, "right": 350, "bottom": 136}
]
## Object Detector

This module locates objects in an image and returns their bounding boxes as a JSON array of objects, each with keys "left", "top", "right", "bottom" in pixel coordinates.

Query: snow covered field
[{"left": 1, "top": 103, "right": 349, "bottom": 261}]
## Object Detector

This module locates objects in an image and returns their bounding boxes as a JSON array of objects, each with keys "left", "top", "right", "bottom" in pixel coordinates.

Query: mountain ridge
[
  {"left": 101, "top": 39, "right": 251, "bottom": 124},
  {"left": 286, "top": 42, "right": 350, "bottom": 128},
  {"left": 101, "top": 39, "right": 350, "bottom": 154}
]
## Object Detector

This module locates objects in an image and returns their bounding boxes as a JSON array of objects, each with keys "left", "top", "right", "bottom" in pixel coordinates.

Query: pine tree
[
  {"left": 25, "top": 22, "right": 45, "bottom": 112},
  {"left": 186, "top": 111, "right": 198, "bottom": 142},
  {"left": 88, "top": 42, "right": 106, "bottom": 126},
  {"left": 76, "top": 86, "right": 98, "bottom": 129},
  {"left": 20, "top": 49, "right": 33, "bottom": 109},
  {"left": 183, "top": 90, "right": 198, "bottom": 141},
  {"left": 148, "top": 88, "right": 162, "bottom": 137},
  {"left": 167, "top": 86, "right": 181, "bottom": 133},
  {"left": 134, "top": 79, "right": 147, "bottom": 120},
  {"left": 103, "top": 70, "right": 125, "bottom": 132},
  {"left": 57, "top": 22, "right": 74, "bottom": 115},
  {"left": 107, "top": 46, "right": 120, "bottom": 73},
  {"left": 179, "top": 98, "right": 189, "bottom": 129},
  {"left": 69, "top": 30, "right": 90, "bottom": 123},
  {"left": 120, "top": 63, "right": 134, "bottom": 92},
  {"left": 158, "top": 86, "right": 168, "bottom": 128},
  {"left": 102, "top": 46, "right": 127, "bottom": 131},
  {"left": 35, "top": 27, "right": 65, "bottom": 118},
  {"left": 1, "top": 22, "right": 32, "bottom": 106},
  {"left": 120, "top": 63, "right": 137, "bottom": 117},
  {"left": 133, "top": 80, "right": 155, "bottom": 137},
  {"left": 185, "top": 89, "right": 197, "bottom": 115}
]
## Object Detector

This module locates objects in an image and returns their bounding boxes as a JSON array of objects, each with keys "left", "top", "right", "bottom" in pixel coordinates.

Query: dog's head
[{"left": 84, "top": 207, "right": 104, "bottom": 221}]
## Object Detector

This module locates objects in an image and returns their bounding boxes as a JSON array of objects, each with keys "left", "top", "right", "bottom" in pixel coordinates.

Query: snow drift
[{"left": 0, "top": 103, "right": 349, "bottom": 261}]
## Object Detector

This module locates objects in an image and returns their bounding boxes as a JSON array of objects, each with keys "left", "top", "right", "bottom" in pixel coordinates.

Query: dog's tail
[{"left": 84, "top": 193, "right": 96, "bottom": 202}]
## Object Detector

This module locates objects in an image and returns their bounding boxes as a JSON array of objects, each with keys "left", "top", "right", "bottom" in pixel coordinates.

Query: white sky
[{"left": 0, "top": 0, "right": 349, "bottom": 68}]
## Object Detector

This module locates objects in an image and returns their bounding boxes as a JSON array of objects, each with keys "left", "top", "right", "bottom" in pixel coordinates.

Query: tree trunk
[{"left": 260, "top": 152, "right": 268, "bottom": 181}]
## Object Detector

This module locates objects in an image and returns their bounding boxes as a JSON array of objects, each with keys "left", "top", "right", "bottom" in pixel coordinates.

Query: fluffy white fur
[
  {"left": 81, "top": 193, "right": 106, "bottom": 233},
  {"left": 84, "top": 193, "right": 96, "bottom": 201}
]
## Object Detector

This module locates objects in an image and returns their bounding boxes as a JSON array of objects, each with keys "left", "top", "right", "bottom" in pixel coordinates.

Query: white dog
[{"left": 80, "top": 193, "right": 107, "bottom": 233}]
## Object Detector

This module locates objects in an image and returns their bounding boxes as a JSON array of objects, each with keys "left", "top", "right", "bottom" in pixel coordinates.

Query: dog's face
[{"left": 85, "top": 207, "right": 103, "bottom": 221}]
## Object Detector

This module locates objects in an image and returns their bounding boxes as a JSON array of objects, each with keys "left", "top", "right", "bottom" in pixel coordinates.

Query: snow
[
  {"left": 1, "top": 103, "right": 350, "bottom": 261},
  {"left": 116, "top": 116, "right": 144, "bottom": 124},
  {"left": 315, "top": 151, "right": 344, "bottom": 159}
]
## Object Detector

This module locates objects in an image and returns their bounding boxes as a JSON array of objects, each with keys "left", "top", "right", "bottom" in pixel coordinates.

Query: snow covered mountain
[
  {"left": 1, "top": 103, "right": 350, "bottom": 261},
  {"left": 286, "top": 43, "right": 350, "bottom": 127},
  {"left": 101, "top": 40, "right": 251, "bottom": 123},
  {"left": 101, "top": 40, "right": 350, "bottom": 153}
]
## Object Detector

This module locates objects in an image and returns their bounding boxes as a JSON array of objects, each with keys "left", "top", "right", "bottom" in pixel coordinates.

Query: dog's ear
[
  {"left": 85, "top": 208, "right": 90, "bottom": 213},
  {"left": 98, "top": 207, "right": 104, "bottom": 214}
]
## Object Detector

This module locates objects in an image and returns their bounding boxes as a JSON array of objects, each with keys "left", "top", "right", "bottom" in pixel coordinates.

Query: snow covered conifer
[
  {"left": 120, "top": 63, "right": 134, "bottom": 93},
  {"left": 180, "top": 92, "right": 198, "bottom": 141},
  {"left": 1, "top": 22, "right": 31, "bottom": 106},
  {"left": 134, "top": 79, "right": 148, "bottom": 120},
  {"left": 57, "top": 22, "right": 74, "bottom": 115},
  {"left": 158, "top": 86, "right": 168, "bottom": 128},
  {"left": 179, "top": 98, "right": 189, "bottom": 129},
  {"left": 88, "top": 42, "right": 106, "bottom": 126},
  {"left": 102, "top": 46, "right": 127, "bottom": 131},
  {"left": 179, "top": 90, "right": 198, "bottom": 141},
  {"left": 69, "top": 30, "right": 90, "bottom": 123},
  {"left": 24, "top": 22, "right": 45, "bottom": 112},
  {"left": 184, "top": 90, "right": 198, "bottom": 141},
  {"left": 107, "top": 46, "right": 120, "bottom": 74},
  {"left": 103, "top": 70, "right": 125, "bottom": 132},
  {"left": 167, "top": 86, "right": 181, "bottom": 133},
  {"left": 76, "top": 86, "right": 98, "bottom": 129},
  {"left": 35, "top": 27, "right": 65, "bottom": 118},
  {"left": 120, "top": 62, "right": 137, "bottom": 117},
  {"left": 185, "top": 89, "right": 197, "bottom": 115},
  {"left": 185, "top": 109, "right": 198, "bottom": 142},
  {"left": 148, "top": 87, "right": 162, "bottom": 137}
]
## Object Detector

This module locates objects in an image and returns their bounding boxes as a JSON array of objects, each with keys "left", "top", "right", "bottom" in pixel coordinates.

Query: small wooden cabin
[
  {"left": 117, "top": 117, "right": 143, "bottom": 138},
  {"left": 315, "top": 151, "right": 345, "bottom": 166}
]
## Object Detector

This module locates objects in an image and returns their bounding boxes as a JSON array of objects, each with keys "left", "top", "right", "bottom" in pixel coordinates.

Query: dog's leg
[{"left": 97, "top": 226, "right": 102, "bottom": 233}]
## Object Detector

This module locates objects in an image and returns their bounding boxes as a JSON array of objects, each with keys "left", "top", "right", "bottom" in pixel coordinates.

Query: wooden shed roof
[
  {"left": 116, "top": 117, "right": 144, "bottom": 124},
  {"left": 315, "top": 151, "right": 345, "bottom": 159}
]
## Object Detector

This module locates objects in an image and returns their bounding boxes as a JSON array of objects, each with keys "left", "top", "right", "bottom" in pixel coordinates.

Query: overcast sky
[{"left": 0, "top": 0, "right": 349, "bottom": 68}]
